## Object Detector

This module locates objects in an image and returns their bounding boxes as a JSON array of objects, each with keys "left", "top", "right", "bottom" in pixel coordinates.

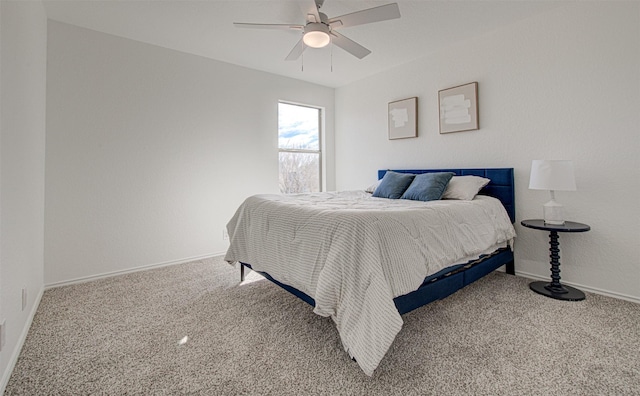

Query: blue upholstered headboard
[{"left": 378, "top": 168, "right": 515, "bottom": 223}]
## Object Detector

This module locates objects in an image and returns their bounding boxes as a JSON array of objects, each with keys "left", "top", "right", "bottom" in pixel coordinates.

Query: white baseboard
[
  {"left": 0, "top": 287, "right": 44, "bottom": 395},
  {"left": 44, "top": 252, "right": 226, "bottom": 289},
  {"left": 515, "top": 270, "right": 640, "bottom": 304}
]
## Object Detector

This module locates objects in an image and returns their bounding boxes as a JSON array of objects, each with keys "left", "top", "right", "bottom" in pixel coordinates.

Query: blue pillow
[
  {"left": 400, "top": 172, "right": 455, "bottom": 201},
  {"left": 372, "top": 171, "right": 415, "bottom": 199}
]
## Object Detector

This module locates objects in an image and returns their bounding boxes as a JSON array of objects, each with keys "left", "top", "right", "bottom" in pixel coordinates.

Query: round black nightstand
[{"left": 521, "top": 219, "right": 590, "bottom": 301}]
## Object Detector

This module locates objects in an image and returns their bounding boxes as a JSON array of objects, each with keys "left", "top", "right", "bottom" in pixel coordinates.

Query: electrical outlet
[
  {"left": 223, "top": 229, "right": 229, "bottom": 240},
  {"left": 22, "top": 287, "right": 27, "bottom": 311},
  {"left": 0, "top": 319, "right": 6, "bottom": 352}
]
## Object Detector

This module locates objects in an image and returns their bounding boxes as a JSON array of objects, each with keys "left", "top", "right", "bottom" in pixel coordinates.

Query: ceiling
[{"left": 42, "top": 0, "right": 562, "bottom": 88}]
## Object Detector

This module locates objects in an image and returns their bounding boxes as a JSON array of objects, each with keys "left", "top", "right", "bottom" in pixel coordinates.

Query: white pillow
[
  {"left": 441, "top": 176, "right": 490, "bottom": 200},
  {"left": 365, "top": 179, "right": 382, "bottom": 193}
]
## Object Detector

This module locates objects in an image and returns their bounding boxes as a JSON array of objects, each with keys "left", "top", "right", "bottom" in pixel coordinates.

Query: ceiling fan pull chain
[{"left": 330, "top": 40, "right": 333, "bottom": 72}]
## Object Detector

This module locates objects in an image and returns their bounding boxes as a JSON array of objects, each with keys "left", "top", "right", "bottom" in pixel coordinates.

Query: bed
[{"left": 224, "top": 168, "right": 516, "bottom": 376}]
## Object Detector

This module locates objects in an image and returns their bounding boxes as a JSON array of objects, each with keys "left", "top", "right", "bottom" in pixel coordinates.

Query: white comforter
[{"left": 224, "top": 191, "right": 516, "bottom": 376}]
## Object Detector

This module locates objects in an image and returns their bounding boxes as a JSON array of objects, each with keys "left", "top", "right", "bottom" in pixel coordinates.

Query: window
[{"left": 278, "top": 102, "right": 322, "bottom": 194}]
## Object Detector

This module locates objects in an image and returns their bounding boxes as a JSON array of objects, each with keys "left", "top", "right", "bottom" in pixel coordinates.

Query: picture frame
[
  {"left": 388, "top": 97, "right": 418, "bottom": 140},
  {"left": 438, "top": 82, "right": 479, "bottom": 134}
]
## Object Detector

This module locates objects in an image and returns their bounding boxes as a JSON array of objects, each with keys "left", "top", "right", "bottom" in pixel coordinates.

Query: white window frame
[{"left": 278, "top": 101, "right": 323, "bottom": 193}]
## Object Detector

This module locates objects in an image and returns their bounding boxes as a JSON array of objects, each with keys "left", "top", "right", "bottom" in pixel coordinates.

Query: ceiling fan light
[
  {"left": 303, "top": 31, "right": 330, "bottom": 48},
  {"left": 303, "top": 24, "right": 331, "bottom": 48}
]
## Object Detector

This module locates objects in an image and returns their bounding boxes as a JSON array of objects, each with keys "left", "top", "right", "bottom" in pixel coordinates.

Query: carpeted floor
[{"left": 5, "top": 256, "right": 640, "bottom": 395}]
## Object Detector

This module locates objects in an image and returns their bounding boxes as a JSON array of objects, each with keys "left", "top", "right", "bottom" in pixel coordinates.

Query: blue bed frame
[{"left": 240, "top": 168, "right": 515, "bottom": 315}]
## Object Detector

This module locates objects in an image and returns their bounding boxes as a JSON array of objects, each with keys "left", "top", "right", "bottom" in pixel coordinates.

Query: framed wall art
[
  {"left": 438, "top": 82, "right": 479, "bottom": 134},
  {"left": 388, "top": 97, "right": 418, "bottom": 140}
]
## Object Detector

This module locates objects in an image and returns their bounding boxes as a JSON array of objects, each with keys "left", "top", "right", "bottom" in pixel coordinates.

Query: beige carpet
[{"left": 5, "top": 256, "right": 640, "bottom": 395}]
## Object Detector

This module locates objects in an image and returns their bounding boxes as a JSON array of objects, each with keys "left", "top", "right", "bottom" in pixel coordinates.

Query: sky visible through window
[{"left": 278, "top": 103, "right": 319, "bottom": 150}]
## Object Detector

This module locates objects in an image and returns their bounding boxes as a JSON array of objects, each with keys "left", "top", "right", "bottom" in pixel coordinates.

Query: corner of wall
[
  {"left": 0, "top": 0, "right": 47, "bottom": 391},
  {"left": 0, "top": 289, "right": 44, "bottom": 393}
]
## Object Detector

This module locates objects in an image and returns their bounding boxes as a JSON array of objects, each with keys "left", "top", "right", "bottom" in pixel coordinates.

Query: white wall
[
  {"left": 335, "top": 3, "right": 640, "bottom": 301},
  {"left": 0, "top": 0, "right": 47, "bottom": 390},
  {"left": 45, "top": 21, "right": 335, "bottom": 285}
]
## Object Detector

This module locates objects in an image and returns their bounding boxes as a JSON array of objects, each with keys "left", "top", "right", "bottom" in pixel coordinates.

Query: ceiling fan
[{"left": 233, "top": 0, "right": 401, "bottom": 60}]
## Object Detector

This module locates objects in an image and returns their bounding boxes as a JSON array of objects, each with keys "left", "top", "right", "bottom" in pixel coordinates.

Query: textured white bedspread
[{"left": 224, "top": 191, "right": 516, "bottom": 376}]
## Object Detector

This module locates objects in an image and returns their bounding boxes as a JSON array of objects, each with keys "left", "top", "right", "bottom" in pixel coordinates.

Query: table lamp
[{"left": 528, "top": 160, "right": 576, "bottom": 225}]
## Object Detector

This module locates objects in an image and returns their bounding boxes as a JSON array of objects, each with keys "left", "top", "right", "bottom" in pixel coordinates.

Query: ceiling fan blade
[
  {"left": 233, "top": 23, "right": 303, "bottom": 30},
  {"left": 328, "top": 3, "right": 400, "bottom": 29},
  {"left": 285, "top": 38, "right": 306, "bottom": 61},
  {"left": 330, "top": 31, "right": 371, "bottom": 59},
  {"left": 307, "top": 0, "right": 322, "bottom": 23}
]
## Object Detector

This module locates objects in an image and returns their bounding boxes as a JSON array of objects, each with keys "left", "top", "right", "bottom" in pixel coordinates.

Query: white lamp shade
[{"left": 529, "top": 160, "right": 577, "bottom": 191}]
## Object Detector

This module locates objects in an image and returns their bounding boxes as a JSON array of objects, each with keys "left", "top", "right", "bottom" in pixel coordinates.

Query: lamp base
[
  {"left": 530, "top": 281, "right": 585, "bottom": 301},
  {"left": 543, "top": 198, "right": 564, "bottom": 225}
]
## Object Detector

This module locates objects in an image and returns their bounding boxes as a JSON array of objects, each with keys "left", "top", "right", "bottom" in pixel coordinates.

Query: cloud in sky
[{"left": 278, "top": 103, "right": 319, "bottom": 150}]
